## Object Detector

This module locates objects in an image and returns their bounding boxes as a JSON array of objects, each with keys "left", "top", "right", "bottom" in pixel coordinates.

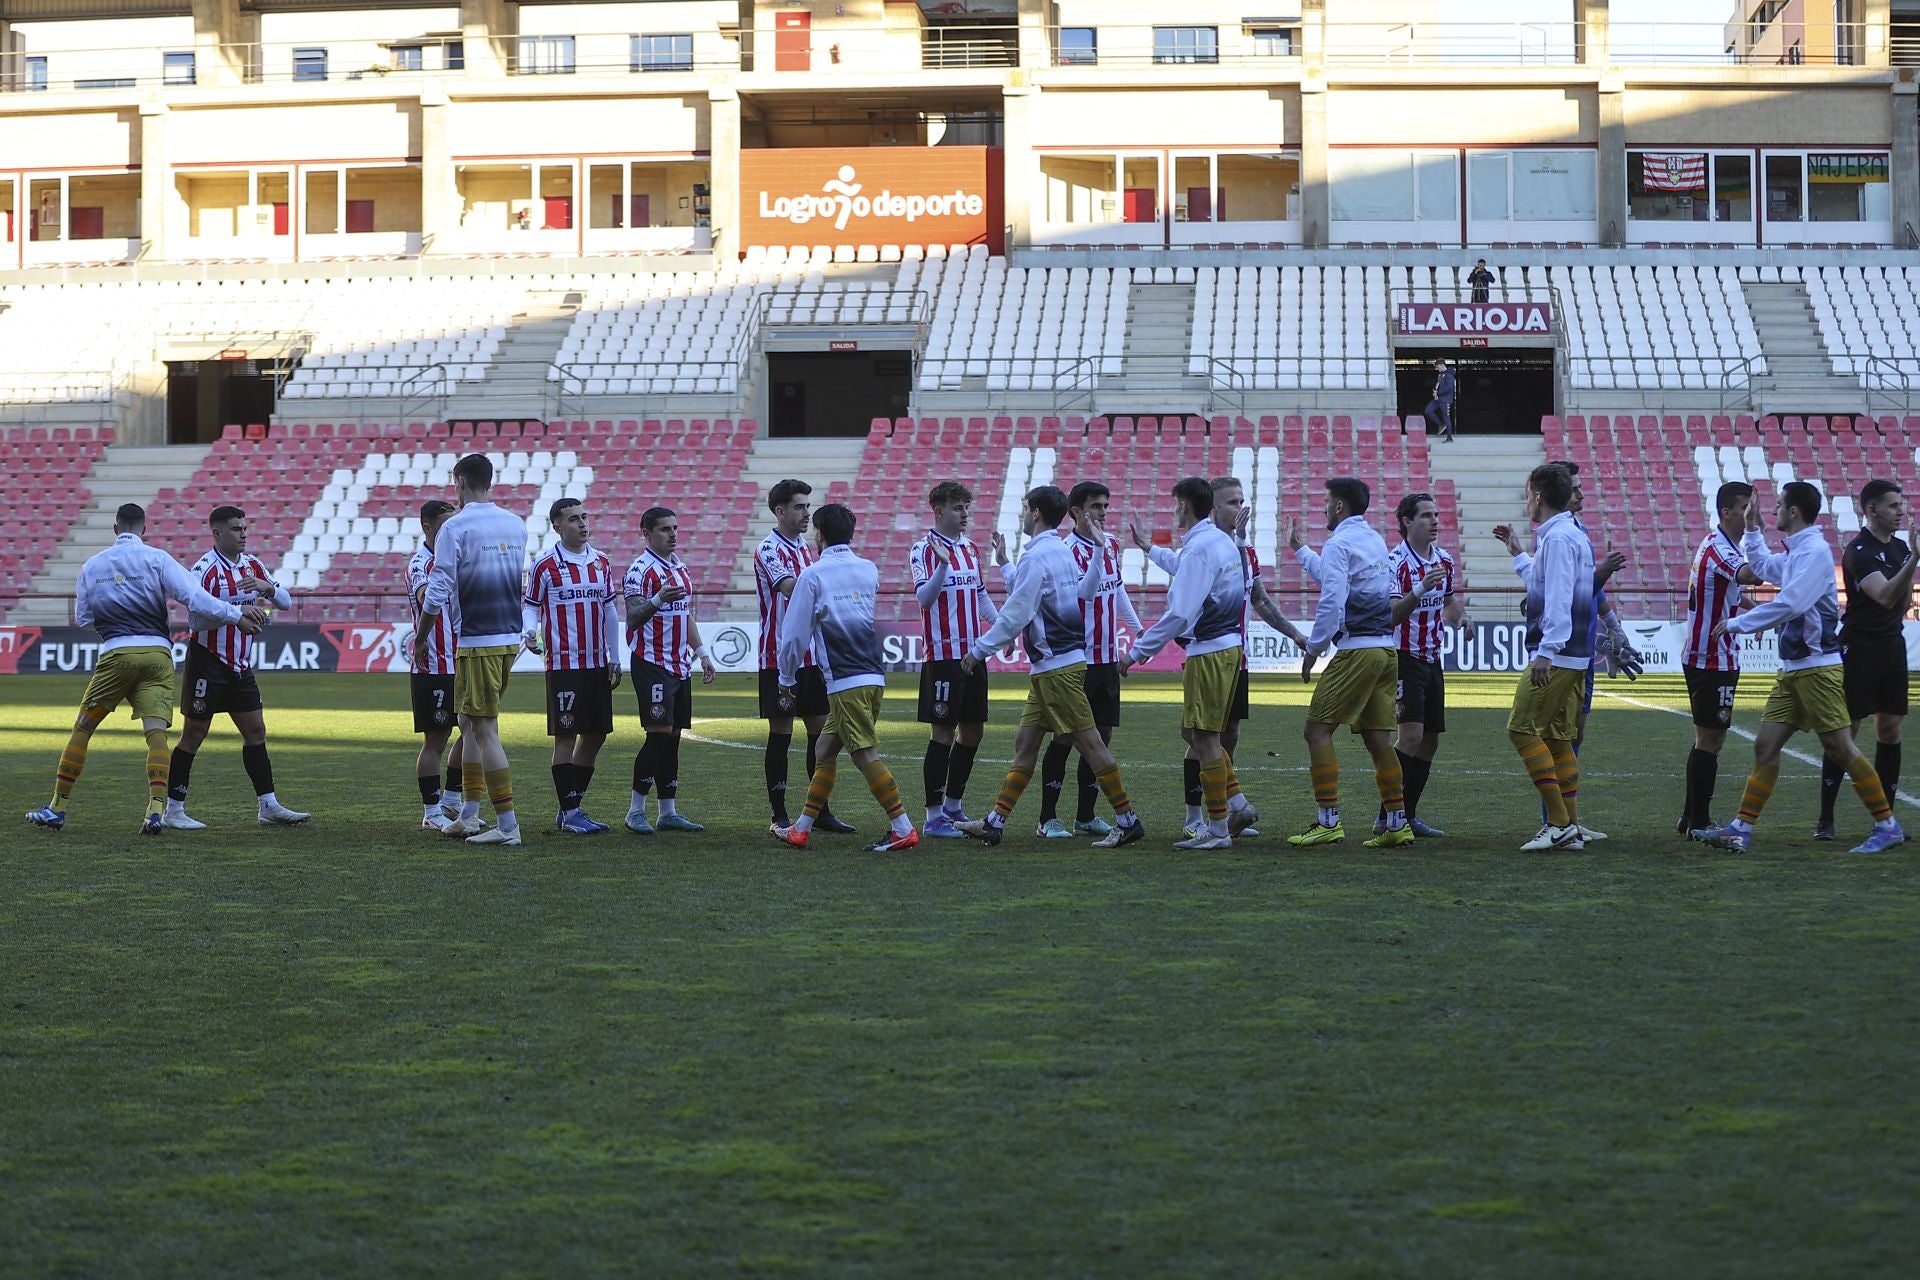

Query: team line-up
[{"left": 23, "top": 453, "right": 1913, "bottom": 855}]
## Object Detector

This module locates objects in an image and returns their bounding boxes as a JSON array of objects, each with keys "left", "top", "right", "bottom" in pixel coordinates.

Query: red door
[
  {"left": 345, "top": 199, "right": 374, "bottom": 233},
  {"left": 1122, "top": 189, "right": 1156, "bottom": 223},
  {"left": 775, "top": 11, "right": 810, "bottom": 71},
  {"left": 1187, "top": 188, "right": 1225, "bottom": 222},
  {"left": 543, "top": 196, "right": 572, "bottom": 230},
  {"left": 272, "top": 202, "right": 289, "bottom": 236},
  {"left": 629, "top": 194, "right": 650, "bottom": 228},
  {"left": 69, "top": 207, "right": 104, "bottom": 239}
]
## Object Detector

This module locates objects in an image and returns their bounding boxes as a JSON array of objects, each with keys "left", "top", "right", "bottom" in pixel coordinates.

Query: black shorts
[
  {"left": 1085, "top": 662, "right": 1122, "bottom": 727},
  {"left": 1843, "top": 634, "right": 1911, "bottom": 719},
  {"left": 1396, "top": 653, "right": 1447, "bottom": 733},
  {"left": 411, "top": 673, "right": 457, "bottom": 734},
  {"left": 633, "top": 659, "right": 693, "bottom": 731},
  {"left": 547, "top": 667, "right": 616, "bottom": 737},
  {"left": 182, "top": 642, "right": 263, "bottom": 719},
  {"left": 919, "top": 658, "right": 990, "bottom": 725},
  {"left": 1684, "top": 666, "right": 1741, "bottom": 730},
  {"left": 760, "top": 666, "right": 830, "bottom": 720},
  {"left": 1232, "top": 667, "right": 1250, "bottom": 722}
]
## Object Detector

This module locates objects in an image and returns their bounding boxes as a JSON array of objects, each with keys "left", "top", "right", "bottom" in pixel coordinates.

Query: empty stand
[
  {"left": 912, "top": 247, "right": 1123, "bottom": 392},
  {"left": 1556, "top": 265, "right": 1759, "bottom": 391},
  {"left": 1803, "top": 264, "right": 1920, "bottom": 390},
  {"left": 0, "top": 426, "right": 113, "bottom": 609},
  {"left": 1192, "top": 266, "right": 1390, "bottom": 390}
]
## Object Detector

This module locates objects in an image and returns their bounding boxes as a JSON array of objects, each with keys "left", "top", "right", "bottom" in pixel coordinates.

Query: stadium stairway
[
  {"left": 440, "top": 292, "right": 580, "bottom": 424},
  {"left": 725, "top": 436, "right": 867, "bottom": 598},
  {"left": 1426, "top": 436, "right": 1545, "bottom": 594},
  {"left": 10, "top": 440, "right": 206, "bottom": 625},
  {"left": 1737, "top": 279, "right": 1864, "bottom": 415},
  {"left": 1110, "top": 280, "right": 1205, "bottom": 414}
]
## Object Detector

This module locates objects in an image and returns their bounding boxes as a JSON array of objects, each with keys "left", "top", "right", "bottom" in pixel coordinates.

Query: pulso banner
[{"left": 739, "top": 147, "right": 1004, "bottom": 252}]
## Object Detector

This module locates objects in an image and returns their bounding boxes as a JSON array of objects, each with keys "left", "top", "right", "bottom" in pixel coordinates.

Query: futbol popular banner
[{"left": 4, "top": 621, "right": 1917, "bottom": 678}]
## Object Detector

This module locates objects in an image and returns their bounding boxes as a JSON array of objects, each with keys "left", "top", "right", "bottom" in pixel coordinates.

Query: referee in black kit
[{"left": 1816, "top": 479, "right": 1917, "bottom": 840}]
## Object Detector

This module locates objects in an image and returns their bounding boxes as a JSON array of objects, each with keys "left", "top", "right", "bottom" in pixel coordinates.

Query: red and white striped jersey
[
  {"left": 1070, "top": 530, "right": 1127, "bottom": 664},
  {"left": 407, "top": 544, "right": 458, "bottom": 675},
  {"left": 1239, "top": 545, "right": 1260, "bottom": 670},
  {"left": 190, "top": 548, "right": 281, "bottom": 673},
  {"left": 526, "top": 543, "right": 617, "bottom": 671},
  {"left": 1684, "top": 527, "right": 1747, "bottom": 671},
  {"left": 1389, "top": 541, "right": 1457, "bottom": 664},
  {"left": 755, "top": 529, "right": 814, "bottom": 670},
  {"left": 910, "top": 530, "right": 991, "bottom": 661},
  {"left": 623, "top": 548, "right": 696, "bottom": 677}
]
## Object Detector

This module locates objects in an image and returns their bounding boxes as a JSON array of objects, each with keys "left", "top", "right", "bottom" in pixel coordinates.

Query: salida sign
[
  {"left": 1396, "top": 302, "right": 1553, "bottom": 337},
  {"left": 739, "top": 147, "right": 1004, "bottom": 251}
]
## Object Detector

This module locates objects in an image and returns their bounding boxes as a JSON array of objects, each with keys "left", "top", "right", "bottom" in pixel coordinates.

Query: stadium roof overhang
[{"left": 738, "top": 82, "right": 1007, "bottom": 125}]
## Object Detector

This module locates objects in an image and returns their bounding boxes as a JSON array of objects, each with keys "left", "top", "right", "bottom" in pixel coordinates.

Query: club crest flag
[{"left": 1641, "top": 152, "right": 1707, "bottom": 192}]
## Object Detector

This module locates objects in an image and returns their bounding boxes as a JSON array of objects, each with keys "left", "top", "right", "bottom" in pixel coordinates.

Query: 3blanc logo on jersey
[{"left": 758, "top": 164, "right": 986, "bottom": 231}]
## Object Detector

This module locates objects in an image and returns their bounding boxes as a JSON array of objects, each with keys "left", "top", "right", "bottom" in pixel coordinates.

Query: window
[
  {"left": 518, "top": 35, "right": 576, "bottom": 76},
  {"left": 1765, "top": 154, "right": 1803, "bottom": 221},
  {"left": 1058, "top": 28, "right": 1097, "bottom": 65},
  {"left": 1806, "top": 152, "right": 1891, "bottom": 222},
  {"left": 1469, "top": 150, "right": 1597, "bottom": 223},
  {"left": 76, "top": 78, "right": 134, "bottom": 90},
  {"left": 292, "top": 48, "right": 328, "bottom": 82},
  {"left": 25, "top": 57, "right": 48, "bottom": 91},
  {"left": 1248, "top": 24, "right": 1298, "bottom": 56},
  {"left": 1329, "top": 150, "right": 1457, "bottom": 223},
  {"left": 632, "top": 34, "right": 694, "bottom": 72},
  {"left": 163, "top": 52, "right": 195, "bottom": 85},
  {"left": 446, "top": 41, "right": 465, "bottom": 71},
  {"left": 1628, "top": 152, "right": 1750, "bottom": 224},
  {"left": 1153, "top": 26, "right": 1219, "bottom": 65},
  {"left": 391, "top": 45, "right": 424, "bottom": 71}
]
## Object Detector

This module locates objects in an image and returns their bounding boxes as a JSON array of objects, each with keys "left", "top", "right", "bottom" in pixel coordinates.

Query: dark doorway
[
  {"left": 1394, "top": 349, "right": 1556, "bottom": 436},
  {"left": 765, "top": 350, "right": 912, "bottom": 437},
  {"left": 166, "top": 358, "right": 288, "bottom": 443}
]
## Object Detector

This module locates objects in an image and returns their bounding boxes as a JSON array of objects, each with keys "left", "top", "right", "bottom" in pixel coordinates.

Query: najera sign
[
  {"left": 739, "top": 147, "right": 1004, "bottom": 252},
  {"left": 1397, "top": 302, "right": 1553, "bottom": 336}
]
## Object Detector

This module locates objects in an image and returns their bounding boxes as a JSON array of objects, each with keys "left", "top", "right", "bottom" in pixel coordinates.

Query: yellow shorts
[
  {"left": 827, "top": 684, "right": 884, "bottom": 752},
  {"left": 1020, "top": 663, "right": 1097, "bottom": 737},
  {"left": 454, "top": 645, "right": 518, "bottom": 718},
  {"left": 1182, "top": 646, "right": 1243, "bottom": 732},
  {"left": 1507, "top": 665, "right": 1586, "bottom": 741},
  {"left": 1761, "top": 665, "right": 1851, "bottom": 735},
  {"left": 81, "top": 646, "right": 175, "bottom": 723},
  {"left": 1306, "top": 646, "right": 1398, "bottom": 732}
]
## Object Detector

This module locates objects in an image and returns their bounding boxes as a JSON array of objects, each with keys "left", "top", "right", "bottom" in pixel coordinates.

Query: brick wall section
[{"left": 738, "top": 147, "right": 1004, "bottom": 253}]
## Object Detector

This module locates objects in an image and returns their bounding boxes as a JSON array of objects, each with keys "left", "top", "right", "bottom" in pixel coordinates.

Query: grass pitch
[{"left": 3, "top": 671, "right": 1917, "bottom": 1276}]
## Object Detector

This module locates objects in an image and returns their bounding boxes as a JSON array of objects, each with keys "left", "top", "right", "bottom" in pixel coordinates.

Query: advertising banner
[
  {"left": 1395, "top": 301, "right": 1553, "bottom": 337},
  {"left": 9, "top": 621, "right": 1915, "bottom": 677},
  {"left": 738, "top": 147, "right": 1004, "bottom": 252}
]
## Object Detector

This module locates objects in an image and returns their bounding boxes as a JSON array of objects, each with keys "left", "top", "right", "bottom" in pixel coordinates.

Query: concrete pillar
[
  {"left": 1892, "top": 79, "right": 1919, "bottom": 243},
  {"left": 192, "top": 0, "right": 258, "bottom": 88},
  {"left": 419, "top": 85, "right": 455, "bottom": 255},
  {"left": 1862, "top": 0, "right": 1891, "bottom": 67},
  {"left": 460, "top": 0, "right": 518, "bottom": 78},
  {"left": 1597, "top": 73, "right": 1626, "bottom": 247},
  {"left": 1299, "top": 78, "right": 1329, "bottom": 248},
  {"left": 708, "top": 86, "right": 740, "bottom": 262},
  {"left": 1576, "top": 0, "right": 1610, "bottom": 68},
  {"left": 1015, "top": 0, "right": 1050, "bottom": 70},
  {"left": 1001, "top": 83, "right": 1032, "bottom": 250},
  {"left": 0, "top": 21, "right": 19, "bottom": 93},
  {"left": 139, "top": 100, "right": 169, "bottom": 262}
]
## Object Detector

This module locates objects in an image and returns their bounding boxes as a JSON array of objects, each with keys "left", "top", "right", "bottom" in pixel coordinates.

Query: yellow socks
[
  {"left": 1737, "top": 760, "right": 1779, "bottom": 823},
  {"left": 1199, "top": 758, "right": 1231, "bottom": 826},
  {"left": 143, "top": 729, "right": 169, "bottom": 811},
  {"left": 1370, "top": 743, "right": 1405, "bottom": 812},
  {"left": 992, "top": 765, "right": 1034, "bottom": 819},
  {"left": 1094, "top": 763, "right": 1133, "bottom": 817},
  {"left": 1847, "top": 753, "right": 1893, "bottom": 822},
  {"left": 1223, "top": 752, "right": 1242, "bottom": 802},
  {"left": 1511, "top": 732, "right": 1569, "bottom": 828},
  {"left": 462, "top": 760, "right": 486, "bottom": 803},
  {"left": 1308, "top": 741, "right": 1339, "bottom": 810},
  {"left": 856, "top": 757, "right": 906, "bottom": 820},
  {"left": 1548, "top": 740, "right": 1580, "bottom": 827},
  {"left": 484, "top": 767, "right": 514, "bottom": 816},
  {"left": 51, "top": 709, "right": 105, "bottom": 809},
  {"left": 803, "top": 759, "right": 838, "bottom": 822}
]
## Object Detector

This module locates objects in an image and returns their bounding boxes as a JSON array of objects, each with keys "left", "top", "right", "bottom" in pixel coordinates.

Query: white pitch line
[{"left": 1594, "top": 688, "right": 1916, "bottom": 810}]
